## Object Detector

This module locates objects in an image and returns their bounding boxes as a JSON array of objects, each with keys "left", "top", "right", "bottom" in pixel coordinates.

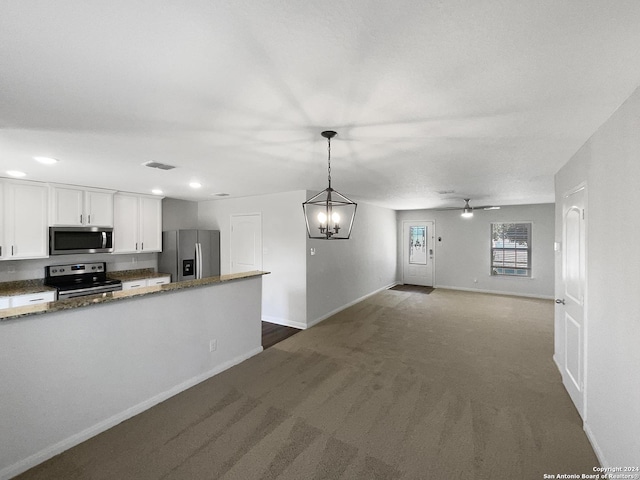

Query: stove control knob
[
  {"left": 91, "top": 266, "right": 96, "bottom": 270},
  {"left": 60, "top": 268, "right": 65, "bottom": 272},
  {"left": 52, "top": 269, "right": 57, "bottom": 273}
]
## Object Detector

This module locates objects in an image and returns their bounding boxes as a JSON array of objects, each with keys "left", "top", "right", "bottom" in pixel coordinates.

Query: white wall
[
  {"left": 198, "top": 191, "right": 308, "bottom": 328},
  {"left": 555, "top": 85, "right": 640, "bottom": 466},
  {"left": 397, "top": 204, "right": 555, "bottom": 298},
  {"left": 0, "top": 277, "right": 263, "bottom": 480},
  {"left": 306, "top": 198, "right": 398, "bottom": 325}
]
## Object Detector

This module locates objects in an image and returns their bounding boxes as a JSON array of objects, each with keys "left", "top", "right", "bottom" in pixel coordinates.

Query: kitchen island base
[{"left": 0, "top": 274, "right": 263, "bottom": 480}]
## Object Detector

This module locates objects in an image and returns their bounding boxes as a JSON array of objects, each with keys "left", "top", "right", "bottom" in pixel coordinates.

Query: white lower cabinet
[
  {"left": 2, "top": 291, "right": 56, "bottom": 309},
  {"left": 122, "top": 280, "right": 146, "bottom": 291},
  {"left": 147, "top": 276, "right": 170, "bottom": 286},
  {"left": 122, "top": 276, "right": 170, "bottom": 291}
]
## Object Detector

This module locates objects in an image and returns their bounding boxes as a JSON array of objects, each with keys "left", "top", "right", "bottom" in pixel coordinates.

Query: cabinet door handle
[
  {"left": 80, "top": 214, "right": 83, "bottom": 224},
  {"left": 88, "top": 214, "right": 91, "bottom": 224},
  {"left": 135, "top": 242, "right": 138, "bottom": 251},
  {"left": 29, "top": 298, "right": 45, "bottom": 302},
  {"left": 141, "top": 242, "right": 144, "bottom": 251},
  {"left": 0, "top": 246, "right": 2, "bottom": 256},
  {"left": 12, "top": 246, "right": 14, "bottom": 256}
]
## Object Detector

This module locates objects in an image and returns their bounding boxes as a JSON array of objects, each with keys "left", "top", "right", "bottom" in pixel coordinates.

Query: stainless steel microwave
[{"left": 49, "top": 227, "right": 114, "bottom": 255}]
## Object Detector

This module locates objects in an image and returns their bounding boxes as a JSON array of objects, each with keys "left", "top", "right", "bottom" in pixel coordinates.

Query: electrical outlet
[{"left": 209, "top": 339, "right": 217, "bottom": 352}]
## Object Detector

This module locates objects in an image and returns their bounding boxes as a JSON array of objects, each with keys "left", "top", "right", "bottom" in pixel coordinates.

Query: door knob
[{"left": 555, "top": 299, "right": 565, "bottom": 305}]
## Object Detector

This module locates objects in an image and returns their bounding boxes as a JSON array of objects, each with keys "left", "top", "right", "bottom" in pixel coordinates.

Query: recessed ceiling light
[
  {"left": 33, "top": 156, "right": 58, "bottom": 164},
  {"left": 189, "top": 182, "right": 202, "bottom": 189},
  {"left": 6, "top": 170, "right": 27, "bottom": 178},
  {"left": 151, "top": 189, "right": 163, "bottom": 195}
]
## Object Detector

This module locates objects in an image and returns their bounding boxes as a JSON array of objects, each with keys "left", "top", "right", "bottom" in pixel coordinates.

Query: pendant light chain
[{"left": 327, "top": 136, "right": 332, "bottom": 189}]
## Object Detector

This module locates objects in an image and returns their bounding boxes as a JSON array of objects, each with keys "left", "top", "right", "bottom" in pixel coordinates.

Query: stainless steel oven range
[{"left": 44, "top": 262, "right": 122, "bottom": 300}]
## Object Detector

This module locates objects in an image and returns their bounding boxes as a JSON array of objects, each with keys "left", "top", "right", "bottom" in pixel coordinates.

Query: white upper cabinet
[
  {"left": 50, "top": 187, "right": 83, "bottom": 226},
  {"left": 49, "top": 185, "right": 114, "bottom": 227},
  {"left": 84, "top": 190, "right": 114, "bottom": 227},
  {"left": 3, "top": 180, "right": 49, "bottom": 259},
  {"left": 113, "top": 193, "right": 139, "bottom": 253},
  {"left": 113, "top": 193, "right": 162, "bottom": 253},
  {"left": 139, "top": 196, "right": 162, "bottom": 252}
]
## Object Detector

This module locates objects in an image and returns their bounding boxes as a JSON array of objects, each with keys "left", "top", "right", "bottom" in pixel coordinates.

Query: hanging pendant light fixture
[{"left": 303, "top": 131, "right": 357, "bottom": 239}]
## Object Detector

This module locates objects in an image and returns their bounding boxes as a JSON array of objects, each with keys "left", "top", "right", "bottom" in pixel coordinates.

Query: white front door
[
  {"left": 402, "top": 221, "right": 435, "bottom": 286},
  {"left": 230, "top": 213, "right": 262, "bottom": 273},
  {"left": 558, "top": 185, "right": 586, "bottom": 418}
]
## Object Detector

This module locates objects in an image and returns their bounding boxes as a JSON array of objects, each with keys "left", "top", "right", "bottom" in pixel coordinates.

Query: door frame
[
  {"left": 558, "top": 182, "right": 588, "bottom": 421},
  {"left": 402, "top": 220, "right": 436, "bottom": 286},
  {"left": 229, "top": 212, "right": 263, "bottom": 274}
]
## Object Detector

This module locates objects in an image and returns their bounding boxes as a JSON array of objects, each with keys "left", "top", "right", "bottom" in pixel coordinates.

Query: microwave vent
[{"left": 143, "top": 161, "right": 176, "bottom": 171}]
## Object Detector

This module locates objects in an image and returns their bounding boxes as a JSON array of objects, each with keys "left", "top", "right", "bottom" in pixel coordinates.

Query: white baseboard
[
  {"left": 261, "top": 315, "right": 306, "bottom": 330},
  {"left": 307, "top": 282, "right": 399, "bottom": 329},
  {"left": 435, "top": 285, "right": 554, "bottom": 300},
  {"left": 0, "top": 346, "right": 263, "bottom": 480},
  {"left": 584, "top": 422, "right": 608, "bottom": 468}
]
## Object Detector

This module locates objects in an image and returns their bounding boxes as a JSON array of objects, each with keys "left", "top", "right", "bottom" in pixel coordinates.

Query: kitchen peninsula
[{"left": 0, "top": 270, "right": 268, "bottom": 479}]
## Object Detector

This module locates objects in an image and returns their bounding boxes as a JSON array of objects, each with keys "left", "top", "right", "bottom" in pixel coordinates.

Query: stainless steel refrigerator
[{"left": 158, "top": 230, "right": 220, "bottom": 282}]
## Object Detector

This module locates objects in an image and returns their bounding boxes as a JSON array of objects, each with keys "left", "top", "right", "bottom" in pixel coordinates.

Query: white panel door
[
  {"left": 230, "top": 213, "right": 262, "bottom": 273},
  {"left": 402, "top": 221, "right": 435, "bottom": 286},
  {"left": 559, "top": 186, "right": 586, "bottom": 418}
]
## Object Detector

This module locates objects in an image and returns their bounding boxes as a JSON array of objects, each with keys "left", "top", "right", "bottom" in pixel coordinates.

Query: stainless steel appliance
[
  {"left": 49, "top": 226, "right": 114, "bottom": 255},
  {"left": 158, "top": 230, "right": 220, "bottom": 282},
  {"left": 44, "top": 262, "right": 122, "bottom": 300}
]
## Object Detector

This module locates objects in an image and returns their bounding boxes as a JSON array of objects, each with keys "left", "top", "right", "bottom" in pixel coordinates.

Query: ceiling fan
[{"left": 435, "top": 198, "right": 500, "bottom": 218}]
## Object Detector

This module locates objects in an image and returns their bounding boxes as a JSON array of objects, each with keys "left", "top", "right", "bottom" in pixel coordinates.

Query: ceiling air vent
[{"left": 142, "top": 161, "right": 176, "bottom": 171}]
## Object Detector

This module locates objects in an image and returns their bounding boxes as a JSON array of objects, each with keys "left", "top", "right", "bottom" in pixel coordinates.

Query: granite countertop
[
  {"left": 0, "top": 271, "right": 269, "bottom": 321},
  {"left": 0, "top": 280, "right": 57, "bottom": 297},
  {"left": 0, "top": 269, "right": 170, "bottom": 297},
  {"left": 107, "top": 269, "right": 172, "bottom": 282}
]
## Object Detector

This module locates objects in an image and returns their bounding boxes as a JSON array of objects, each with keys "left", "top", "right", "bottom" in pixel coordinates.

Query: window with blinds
[{"left": 491, "top": 223, "right": 531, "bottom": 277}]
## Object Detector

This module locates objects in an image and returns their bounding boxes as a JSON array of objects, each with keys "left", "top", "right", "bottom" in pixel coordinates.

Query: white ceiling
[{"left": 2, "top": 1, "right": 640, "bottom": 210}]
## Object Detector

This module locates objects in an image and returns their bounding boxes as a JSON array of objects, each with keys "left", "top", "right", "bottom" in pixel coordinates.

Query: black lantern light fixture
[{"left": 303, "top": 131, "right": 357, "bottom": 239}]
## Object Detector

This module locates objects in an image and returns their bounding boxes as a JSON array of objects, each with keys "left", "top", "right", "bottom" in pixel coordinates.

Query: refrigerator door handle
[
  {"left": 195, "top": 243, "right": 199, "bottom": 279},
  {"left": 196, "top": 243, "right": 202, "bottom": 279}
]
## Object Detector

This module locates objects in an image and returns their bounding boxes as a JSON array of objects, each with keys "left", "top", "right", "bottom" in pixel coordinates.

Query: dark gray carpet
[{"left": 16, "top": 288, "right": 598, "bottom": 479}]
